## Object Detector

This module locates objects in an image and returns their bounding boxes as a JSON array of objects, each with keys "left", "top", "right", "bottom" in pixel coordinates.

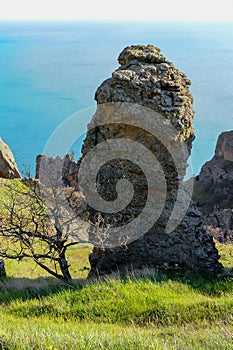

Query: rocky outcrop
[
  {"left": 79, "top": 45, "right": 222, "bottom": 277},
  {"left": 36, "top": 154, "right": 78, "bottom": 187},
  {"left": 193, "top": 130, "right": 233, "bottom": 243},
  {"left": 215, "top": 131, "right": 233, "bottom": 161},
  {"left": 93, "top": 45, "right": 195, "bottom": 151},
  {"left": 89, "top": 204, "right": 221, "bottom": 278},
  {"left": 0, "top": 138, "right": 21, "bottom": 179},
  {"left": 204, "top": 209, "right": 233, "bottom": 243},
  {"left": 0, "top": 260, "right": 6, "bottom": 278},
  {"left": 196, "top": 131, "right": 233, "bottom": 210}
]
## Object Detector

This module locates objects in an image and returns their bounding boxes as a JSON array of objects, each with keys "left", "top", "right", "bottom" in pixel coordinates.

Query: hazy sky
[{"left": 0, "top": 0, "right": 233, "bottom": 21}]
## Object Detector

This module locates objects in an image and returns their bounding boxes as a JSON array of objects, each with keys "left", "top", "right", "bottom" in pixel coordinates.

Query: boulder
[
  {"left": 79, "top": 45, "right": 222, "bottom": 277},
  {"left": 0, "top": 138, "right": 21, "bottom": 179}
]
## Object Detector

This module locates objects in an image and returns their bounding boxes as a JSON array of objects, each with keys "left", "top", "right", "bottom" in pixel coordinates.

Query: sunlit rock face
[
  {"left": 194, "top": 130, "right": 233, "bottom": 243},
  {"left": 79, "top": 45, "right": 222, "bottom": 277},
  {"left": 0, "top": 137, "right": 21, "bottom": 179}
]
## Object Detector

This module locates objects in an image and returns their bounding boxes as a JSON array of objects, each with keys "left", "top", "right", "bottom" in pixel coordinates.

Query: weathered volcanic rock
[
  {"left": 94, "top": 45, "right": 195, "bottom": 151},
  {"left": 0, "top": 138, "right": 21, "bottom": 179},
  {"left": 80, "top": 45, "right": 222, "bottom": 277},
  {"left": 89, "top": 204, "right": 221, "bottom": 277},
  {"left": 193, "top": 130, "right": 233, "bottom": 243},
  {"left": 197, "top": 131, "right": 233, "bottom": 209},
  {"left": 36, "top": 154, "right": 79, "bottom": 187},
  {"left": 215, "top": 131, "right": 233, "bottom": 161},
  {"left": 204, "top": 209, "right": 233, "bottom": 243}
]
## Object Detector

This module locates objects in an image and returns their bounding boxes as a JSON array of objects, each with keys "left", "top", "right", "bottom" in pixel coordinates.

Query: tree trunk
[
  {"left": 0, "top": 259, "right": 6, "bottom": 278},
  {"left": 58, "top": 251, "right": 72, "bottom": 281}
]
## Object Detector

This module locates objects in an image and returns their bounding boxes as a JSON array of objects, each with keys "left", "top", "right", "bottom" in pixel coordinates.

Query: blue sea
[{"left": 0, "top": 21, "right": 233, "bottom": 177}]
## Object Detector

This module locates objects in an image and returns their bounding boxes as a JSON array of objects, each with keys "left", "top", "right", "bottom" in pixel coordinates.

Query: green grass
[
  {"left": 217, "top": 243, "right": 233, "bottom": 269},
  {"left": 0, "top": 274, "right": 233, "bottom": 349},
  {"left": 0, "top": 317, "right": 232, "bottom": 350},
  {"left": 0, "top": 179, "right": 233, "bottom": 349},
  {"left": 0, "top": 257, "right": 233, "bottom": 349},
  {"left": 4, "top": 244, "right": 92, "bottom": 280},
  {"left": 3, "top": 277, "right": 233, "bottom": 325}
]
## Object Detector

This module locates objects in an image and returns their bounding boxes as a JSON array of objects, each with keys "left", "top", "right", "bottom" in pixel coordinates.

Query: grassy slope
[
  {"left": 0, "top": 180, "right": 233, "bottom": 349},
  {"left": 0, "top": 245, "right": 232, "bottom": 349},
  {"left": 0, "top": 276, "right": 232, "bottom": 349}
]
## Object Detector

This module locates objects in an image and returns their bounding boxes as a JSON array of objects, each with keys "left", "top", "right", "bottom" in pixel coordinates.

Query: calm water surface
[{"left": 0, "top": 21, "right": 233, "bottom": 176}]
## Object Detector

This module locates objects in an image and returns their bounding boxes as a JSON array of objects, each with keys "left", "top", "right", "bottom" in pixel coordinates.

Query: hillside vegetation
[
  {"left": 0, "top": 180, "right": 233, "bottom": 349},
  {"left": 0, "top": 243, "right": 232, "bottom": 349}
]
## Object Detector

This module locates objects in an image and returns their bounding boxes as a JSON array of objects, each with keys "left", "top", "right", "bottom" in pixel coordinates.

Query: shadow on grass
[
  {"left": 0, "top": 276, "right": 86, "bottom": 304},
  {"left": 132, "top": 267, "right": 233, "bottom": 296},
  {"left": 0, "top": 267, "right": 232, "bottom": 305}
]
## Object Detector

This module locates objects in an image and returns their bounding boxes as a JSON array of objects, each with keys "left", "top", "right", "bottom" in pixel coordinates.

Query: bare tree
[
  {"left": 0, "top": 155, "right": 134, "bottom": 281},
  {"left": 0, "top": 177, "right": 87, "bottom": 281}
]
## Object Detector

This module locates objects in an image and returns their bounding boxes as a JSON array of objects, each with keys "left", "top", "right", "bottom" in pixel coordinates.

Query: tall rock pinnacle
[{"left": 79, "top": 45, "right": 222, "bottom": 277}]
